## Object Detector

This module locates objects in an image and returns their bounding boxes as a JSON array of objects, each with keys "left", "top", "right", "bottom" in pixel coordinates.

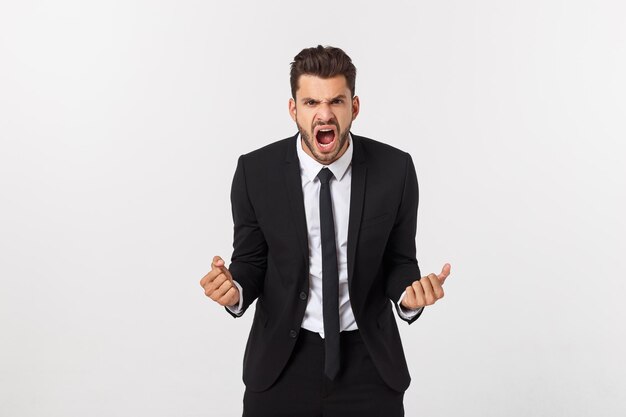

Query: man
[{"left": 200, "top": 45, "right": 451, "bottom": 417}]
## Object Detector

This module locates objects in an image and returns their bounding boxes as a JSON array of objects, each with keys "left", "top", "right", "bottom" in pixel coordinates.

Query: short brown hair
[{"left": 290, "top": 45, "right": 357, "bottom": 99}]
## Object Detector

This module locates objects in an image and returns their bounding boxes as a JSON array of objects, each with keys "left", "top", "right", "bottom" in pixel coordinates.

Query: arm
[
  {"left": 383, "top": 154, "right": 452, "bottom": 320},
  {"left": 383, "top": 153, "right": 423, "bottom": 324},
  {"left": 226, "top": 155, "right": 268, "bottom": 317}
]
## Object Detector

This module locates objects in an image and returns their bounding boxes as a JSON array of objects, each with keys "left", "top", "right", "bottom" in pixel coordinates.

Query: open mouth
[{"left": 314, "top": 126, "right": 337, "bottom": 150}]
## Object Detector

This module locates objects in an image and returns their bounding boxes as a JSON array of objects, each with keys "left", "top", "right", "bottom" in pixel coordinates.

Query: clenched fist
[
  {"left": 199, "top": 256, "right": 240, "bottom": 307},
  {"left": 401, "top": 263, "right": 451, "bottom": 310}
]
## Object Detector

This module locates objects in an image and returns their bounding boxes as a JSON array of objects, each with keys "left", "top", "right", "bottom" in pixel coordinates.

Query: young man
[{"left": 200, "top": 45, "right": 451, "bottom": 417}]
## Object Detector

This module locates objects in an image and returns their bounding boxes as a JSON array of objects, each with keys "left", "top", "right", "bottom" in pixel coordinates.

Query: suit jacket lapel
[
  {"left": 283, "top": 133, "right": 310, "bottom": 265},
  {"left": 347, "top": 135, "right": 367, "bottom": 290},
  {"left": 283, "top": 132, "right": 367, "bottom": 287}
]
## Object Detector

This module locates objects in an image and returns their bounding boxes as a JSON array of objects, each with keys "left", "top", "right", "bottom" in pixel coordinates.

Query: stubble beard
[{"left": 297, "top": 120, "right": 351, "bottom": 165}]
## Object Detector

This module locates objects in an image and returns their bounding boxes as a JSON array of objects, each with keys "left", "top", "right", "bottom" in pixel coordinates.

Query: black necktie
[{"left": 317, "top": 167, "right": 340, "bottom": 380}]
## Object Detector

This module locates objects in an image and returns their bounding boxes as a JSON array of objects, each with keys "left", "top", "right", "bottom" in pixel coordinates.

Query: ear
[
  {"left": 288, "top": 98, "right": 297, "bottom": 122},
  {"left": 351, "top": 95, "right": 360, "bottom": 121}
]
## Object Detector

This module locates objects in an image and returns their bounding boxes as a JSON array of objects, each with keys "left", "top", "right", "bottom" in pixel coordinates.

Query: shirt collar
[{"left": 295, "top": 133, "right": 353, "bottom": 184}]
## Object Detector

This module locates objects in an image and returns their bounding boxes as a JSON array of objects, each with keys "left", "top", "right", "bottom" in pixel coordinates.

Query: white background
[{"left": 1, "top": 1, "right": 625, "bottom": 416}]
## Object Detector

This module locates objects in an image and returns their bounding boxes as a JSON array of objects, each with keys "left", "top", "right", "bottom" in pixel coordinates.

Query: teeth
[{"left": 316, "top": 128, "right": 335, "bottom": 149}]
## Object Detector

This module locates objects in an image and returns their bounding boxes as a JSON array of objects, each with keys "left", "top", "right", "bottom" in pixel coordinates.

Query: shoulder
[
  {"left": 238, "top": 135, "right": 296, "bottom": 167},
  {"left": 352, "top": 133, "right": 413, "bottom": 167}
]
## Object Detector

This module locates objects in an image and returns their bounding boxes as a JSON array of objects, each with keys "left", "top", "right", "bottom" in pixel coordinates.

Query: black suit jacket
[{"left": 226, "top": 133, "right": 422, "bottom": 393}]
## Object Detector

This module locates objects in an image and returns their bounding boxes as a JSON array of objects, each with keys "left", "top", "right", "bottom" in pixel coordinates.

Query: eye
[
  {"left": 304, "top": 100, "right": 318, "bottom": 106},
  {"left": 331, "top": 99, "right": 344, "bottom": 105}
]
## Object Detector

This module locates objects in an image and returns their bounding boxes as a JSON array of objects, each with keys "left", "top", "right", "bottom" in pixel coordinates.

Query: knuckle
[{"left": 220, "top": 290, "right": 234, "bottom": 306}]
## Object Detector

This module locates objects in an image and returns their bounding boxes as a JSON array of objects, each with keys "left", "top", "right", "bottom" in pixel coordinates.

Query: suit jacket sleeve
[
  {"left": 225, "top": 155, "right": 268, "bottom": 318},
  {"left": 384, "top": 153, "right": 423, "bottom": 324}
]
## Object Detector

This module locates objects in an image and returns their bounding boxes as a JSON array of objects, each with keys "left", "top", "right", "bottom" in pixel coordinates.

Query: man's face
[{"left": 289, "top": 75, "right": 360, "bottom": 165}]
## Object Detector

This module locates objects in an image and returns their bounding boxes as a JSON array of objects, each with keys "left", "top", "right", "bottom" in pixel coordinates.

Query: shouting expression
[{"left": 289, "top": 75, "right": 360, "bottom": 165}]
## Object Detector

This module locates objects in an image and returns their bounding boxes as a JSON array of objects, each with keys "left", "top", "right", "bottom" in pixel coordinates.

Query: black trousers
[{"left": 243, "top": 329, "right": 404, "bottom": 417}]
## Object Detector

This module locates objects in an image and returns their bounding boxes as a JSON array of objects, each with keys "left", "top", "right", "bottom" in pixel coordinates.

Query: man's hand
[
  {"left": 401, "top": 263, "right": 451, "bottom": 310},
  {"left": 199, "top": 256, "right": 240, "bottom": 307}
]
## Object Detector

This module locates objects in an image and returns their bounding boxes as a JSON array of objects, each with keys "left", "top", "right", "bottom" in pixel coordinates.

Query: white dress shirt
[
  {"left": 228, "top": 134, "right": 421, "bottom": 334},
  {"left": 297, "top": 133, "right": 356, "bottom": 337}
]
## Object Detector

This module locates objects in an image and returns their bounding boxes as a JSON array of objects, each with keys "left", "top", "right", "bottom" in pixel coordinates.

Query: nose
[{"left": 315, "top": 101, "right": 334, "bottom": 123}]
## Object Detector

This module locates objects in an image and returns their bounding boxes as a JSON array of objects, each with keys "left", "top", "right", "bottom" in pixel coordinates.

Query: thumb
[
  {"left": 212, "top": 255, "right": 225, "bottom": 269},
  {"left": 438, "top": 263, "right": 451, "bottom": 284},
  {"left": 211, "top": 256, "right": 233, "bottom": 280}
]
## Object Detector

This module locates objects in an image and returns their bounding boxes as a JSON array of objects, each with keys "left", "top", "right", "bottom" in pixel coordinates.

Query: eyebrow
[{"left": 300, "top": 94, "right": 348, "bottom": 103}]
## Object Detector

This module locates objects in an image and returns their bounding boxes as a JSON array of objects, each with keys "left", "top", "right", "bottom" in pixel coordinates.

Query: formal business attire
[{"left": 226, "top": 133, "right": 423, "bottom": 416}]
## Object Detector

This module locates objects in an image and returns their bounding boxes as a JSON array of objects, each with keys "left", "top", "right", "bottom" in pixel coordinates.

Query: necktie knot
[{"left": 317, "top": 167, "right": 334, "bottom": 185}]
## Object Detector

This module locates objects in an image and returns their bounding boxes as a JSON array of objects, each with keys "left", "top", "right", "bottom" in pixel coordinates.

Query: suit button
[
  {"left": 289, "top": 329, "right": 298, "bottom": 338},
  {"left": 299, "top": 291, "right": 307, "bottom": 300}
]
